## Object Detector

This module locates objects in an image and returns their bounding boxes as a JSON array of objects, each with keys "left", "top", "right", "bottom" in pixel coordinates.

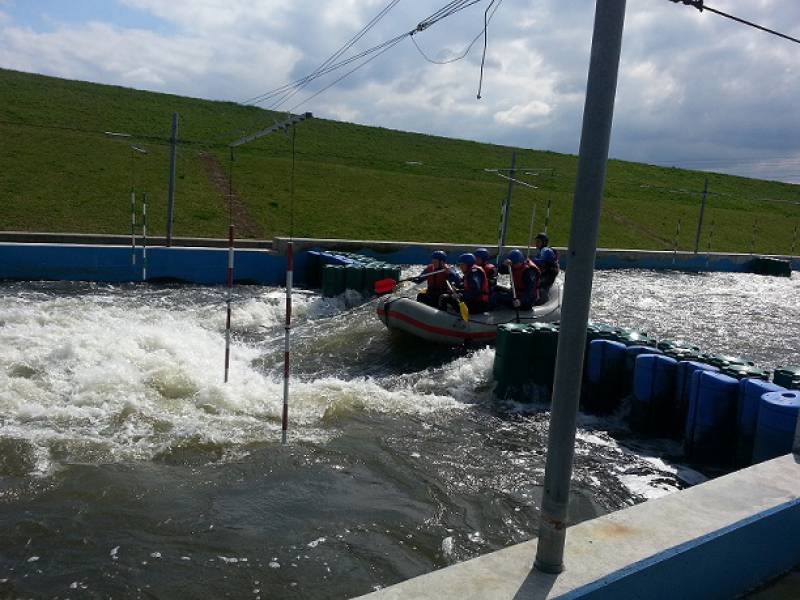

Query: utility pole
[
  {"left": 166, "top": 113, "right": 178, "bottom": 247},
  {"left": 535, "top": 0, "right": 627, "bottom": 574},
  {"left": 693, "top": 177, "right": 709, "bottom": 254}
]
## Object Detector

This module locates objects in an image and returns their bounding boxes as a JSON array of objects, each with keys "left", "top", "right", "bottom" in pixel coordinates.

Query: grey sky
[{"left": 1, "top": 0, "right": 799, "bottom": 183}]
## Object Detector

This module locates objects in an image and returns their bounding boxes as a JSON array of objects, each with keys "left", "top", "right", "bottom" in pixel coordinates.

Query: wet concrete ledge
[{"left": 356, "top": 454, "right": 800, "bottom": 600}]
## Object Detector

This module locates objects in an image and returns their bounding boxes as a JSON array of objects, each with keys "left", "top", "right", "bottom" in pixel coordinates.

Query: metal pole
[
  {"left": 672, "top": 217, "right": 681, "bottom": 265},
  {"left": 496, "top": 152, "right": 517, "bottom": 263},
  {"left": 166, "top": 113, "right": 178, "bottom": 247},
  {"left": 792, "top": 224, "right": 798, "bottom": 256},
  {"left": 526, "top": 204, "right": 537, "bottom": 258},
  {"left": 750, "top": 219, "right": 757, "bottom": 255},
  {"left": 282, "top": 241, "right": 294, "bottom": 445},
  {"left": 705, "top": 217, "right": 715, "bottom": 269},
  {"left": 693, "top": 177, "right": 709, "bottom": 254},
  {"left": 131, "top": 190, "right": 136, "bottom": 266},
  {"left": 535, "top": 0, "right": 627, "bottom": 574},
  {"left": 224, "top": 225, "right": 235, "bottom": 383},
  {"left": 544, "top": 198, "right": 552, "bottom": 234},
  {"left": 142, "top": 193, "right": 148, "bottom": 281}
]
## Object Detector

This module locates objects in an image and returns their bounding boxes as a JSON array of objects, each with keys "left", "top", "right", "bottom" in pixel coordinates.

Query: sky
[{"left": 1, "top": 0, "right": 799, "bottom": 183}]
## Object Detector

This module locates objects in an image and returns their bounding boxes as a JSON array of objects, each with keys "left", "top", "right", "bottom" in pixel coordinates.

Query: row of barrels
[
  {"left": 492, "top": 322, "right": 800, "bottom": 468},
  {"left": 320, "top": 254, "right": 401, "bottom": 298}
]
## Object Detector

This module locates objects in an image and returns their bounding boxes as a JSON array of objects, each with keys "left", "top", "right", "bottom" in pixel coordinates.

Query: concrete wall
[
  {"left": 357, "top": 454, "right": 800, "bottom": 600},
  {"left": 0, "top": 235, "right": 797, "bottom": 286}
]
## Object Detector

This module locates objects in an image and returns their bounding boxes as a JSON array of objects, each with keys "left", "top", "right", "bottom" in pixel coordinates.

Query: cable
[
  {"left": 410, "top": 0, "right": 502, "bottom": 65},
  {"left": 669, "top": 1, "right": 800, "bottom": 45},
  {"left": 476, "top": 0, "right": 497, "bottom": 99}
]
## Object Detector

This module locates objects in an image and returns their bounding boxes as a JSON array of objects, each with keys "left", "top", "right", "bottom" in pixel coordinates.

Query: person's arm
[{"left": 412, "top": 265, "right": 430, "bottom": 283}]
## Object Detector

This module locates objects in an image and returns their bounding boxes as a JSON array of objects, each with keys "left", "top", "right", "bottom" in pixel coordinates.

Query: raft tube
[{"left": 376, "top": 281, "right": 562, "bottom": 345}]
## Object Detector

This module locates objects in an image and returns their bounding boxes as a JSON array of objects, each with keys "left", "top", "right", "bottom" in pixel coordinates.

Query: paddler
[
  {"left": 413, "top": 250, "right": 461, "bottom": 307},
  {"left": 438, "top": 253, "right": 490, "bottom": 315},
  {"left": 493, "top": 248, "right": 542, "bottom": 310},
  {"left": 474, "top": 248, "right": 498, "bottom": 289}
]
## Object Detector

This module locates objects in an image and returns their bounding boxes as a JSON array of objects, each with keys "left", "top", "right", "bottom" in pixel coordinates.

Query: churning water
[{"left": 0, "top": 270, "right": 797, "bottom": 598}]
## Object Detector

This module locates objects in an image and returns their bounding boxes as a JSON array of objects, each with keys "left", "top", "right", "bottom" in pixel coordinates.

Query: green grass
[{"left": 1, "top": 67, "right": 799, "bottom": 253}]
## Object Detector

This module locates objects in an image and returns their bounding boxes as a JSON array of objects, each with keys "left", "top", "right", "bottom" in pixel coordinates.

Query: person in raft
[
  {"left": 493, "top": 248, "right": 542, "bottom": 310},
  {"left": 474, "top": 248, "right": 498, "bottom": 289},
  {"left": 438, "top": 253, "right": 490, "bottom": 315},
  {"left": 531, "top": 233, "right": 560, "bottom": 301},
  {"left": 413, "top": 250, "right": 462, "bottom": 308}
]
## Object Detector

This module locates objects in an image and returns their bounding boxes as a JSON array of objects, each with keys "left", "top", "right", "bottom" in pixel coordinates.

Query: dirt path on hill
[{"left": 198, "top": 151, "right": 265, "bottom": 239}]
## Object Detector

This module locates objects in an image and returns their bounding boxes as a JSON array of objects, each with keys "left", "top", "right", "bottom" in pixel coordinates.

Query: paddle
[
  {"left": 446, "top": 280, "right": 469, "bottom": 322},
  {"left": 509, "top": 267, "right": 521, "bottom": 323},
  {"left": 374, "top": 268, "right": 448, "bottom": 295}
]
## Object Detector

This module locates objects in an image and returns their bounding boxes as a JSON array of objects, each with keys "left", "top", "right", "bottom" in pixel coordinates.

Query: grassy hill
[{"left": 1, "top": 67, "right": 798, "bottom": 253}]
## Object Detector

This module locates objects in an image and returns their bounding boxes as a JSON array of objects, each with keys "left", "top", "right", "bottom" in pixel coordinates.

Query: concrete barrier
[{"left": 356, "top": 454, "right": 800, "bottom": 600}]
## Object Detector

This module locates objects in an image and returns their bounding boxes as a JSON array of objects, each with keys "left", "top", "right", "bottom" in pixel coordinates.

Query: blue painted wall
[{"left": 0, "top": 243, "right": 303, "bottom": 286}]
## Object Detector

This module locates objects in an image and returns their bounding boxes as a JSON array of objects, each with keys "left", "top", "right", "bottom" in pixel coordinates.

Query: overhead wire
[{"left": 668, "top": 1, "right": 800, "bottom": 45}]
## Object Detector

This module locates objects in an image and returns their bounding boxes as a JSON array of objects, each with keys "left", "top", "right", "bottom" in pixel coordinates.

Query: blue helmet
[
  {"left": 431, "top": 250, "right": 447, "bottom": 262},
  {"left": 507, "top": 249, "right": 525, "bottom": 264},
  {"left": 474, "top": 248, "right": 490, "bottom": 262},
  {"left": 458, "top": 252, "right": 476, "bottom": 267}
]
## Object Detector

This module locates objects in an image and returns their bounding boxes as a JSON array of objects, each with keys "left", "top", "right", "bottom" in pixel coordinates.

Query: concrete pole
[
  {"left": 693, "top": 177, "right": 709, "bottom": 254},
  {"left": 166, "top": 113, "right": 178, "bottom": 247},
  {"left": 534, "top": 0, "right": 627, "bottom": 574}
]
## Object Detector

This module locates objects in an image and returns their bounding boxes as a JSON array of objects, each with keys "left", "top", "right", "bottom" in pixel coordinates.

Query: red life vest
[
  {"left": 512, "top": 260, "right": 541, "bottom": 301},
  {"left": 425, "top": 264, "right": 450, "bottom": 295},
  {"left": 463, "top": 265, "right": 490, "bottom": 303},
  {"left": 482, "top": 262, "right": 498, "bottom": 283}
]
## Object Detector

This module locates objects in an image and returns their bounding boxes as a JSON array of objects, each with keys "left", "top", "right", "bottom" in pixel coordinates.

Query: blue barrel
[
  {"left": 737, "top": 379, "right": 785, "bottom": 466},
  {"left": 624, "top": 345, "right": 663, "bottom": 395},
  {"left": 671, "top": 361, "right": 719, "bottom": 438},
  {"left": 583, "top": 340, "right": 627, "bottom": 413},
  {"left": 631, "top": 354, "right": 678, "bottom": 434},
  {"left": 684, "top": 371, "right": 739, "bottom": 465},
  {"left": 752, "top": 391, "right": 800, "bottom": 463}
]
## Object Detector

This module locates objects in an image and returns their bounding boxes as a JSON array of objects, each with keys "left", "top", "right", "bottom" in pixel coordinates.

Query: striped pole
[
  {"left": 526, "top": 204, "right": 537, "bottom": 258},
  {"left": 224, "top": 225, "right": 235, "bottom": 383},
  {"left": 672, "top": 217, "right": 681, "bottom": 264},
  {"left": 282, "top": 241, "right": 294, "bottom": 445},
  {"left": 131, "top": 191, "right": 136, "bottom": 265},
  {"left": 544, "top": 198, "right": 552, "bottom": 234},
  {"left": 142, "top": 193, "right": 148, "bottom": 281}
]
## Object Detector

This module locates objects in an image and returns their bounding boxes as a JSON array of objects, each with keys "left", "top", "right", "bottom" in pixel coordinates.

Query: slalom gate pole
[
  {"left": 142, "top": 193, "right": 148, "bottom": 281},
  {"left": 131, "top": 191, "right": 136, "bottom": 265},
  {"left": 544, "top": 198, "right": 552, "bottom": 234},
  {"left": 526, "top": 205, "right": 537, "bottom": 258},
  {"left": 281, "top": 241, "right": 294, "bottom": 446},
  {"left": 224, "top": 224, "right": 235, "bottom": 383},
  {"left": 672, "top": 218, "right": 681, "bottom": 264}
]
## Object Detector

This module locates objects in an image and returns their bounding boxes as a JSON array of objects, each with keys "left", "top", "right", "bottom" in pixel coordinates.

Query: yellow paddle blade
[{"left": 458, "top": 301, "right": 469, "bottom": 322}]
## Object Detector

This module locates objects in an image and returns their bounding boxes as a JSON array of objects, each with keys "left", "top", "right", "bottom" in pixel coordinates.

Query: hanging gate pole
[
  {"left": 535, "top": 0, "right": 627, "bottom": 574},
  {"left": 281, "top": 242, "right": 294, "bottom": 446},
  {"left": 142, "top": 193, "right": 148, "bottom": 281},
  {"left": 131, "top": 190, "right": 137, "bottom": 266},
  {"left": 224, "top": 225, "right": 235, "bottom": 383}
]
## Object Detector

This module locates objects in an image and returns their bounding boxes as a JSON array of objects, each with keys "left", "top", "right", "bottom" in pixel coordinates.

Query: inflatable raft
[{"left": 377, "top": 281, "right": 562, "bottom": 345}]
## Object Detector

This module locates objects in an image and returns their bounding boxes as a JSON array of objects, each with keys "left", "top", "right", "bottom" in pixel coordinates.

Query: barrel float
[
  {"left": 671, "top": 361, "right": 719, "bottom": 438},
  {"left": 583, "top": 339, "right": 627, "bottom": 413},
  {"left": 631, "top": 354, "right": 678, "bottom": 435},
  {"left": 752, "top": 391, "right": 800, "bottom": 463},
  {"left": 493, "top": 323, "right": 533, "bottom": 398},
  {"left": 322, "top": 264, "right": 347, "bottom": 297},
  {"left": 684, "top": 371, "right": 739, "bottom": 465},
  {"left": 528, "top": 323, "right": 559, "bottom": 387},
  {"left": 773, "top": 367, "right": 800, "bottom": 389},
  {"left": 344, "top": 265, "right": 365, "bottom": 293},
  {"left": 706, "top": 355, "right": 754, "bottom": 369},
  {"left": 737, "top": 379, "right": 785, "bottom": 466},
  {"left": 751, "top": 256, "right": 792, "bottom": 277},
  {"left": 721, "top": 364, "right": 769, "bottom": 381},
  {"left": 624, "top": 345, "right": 663, "bottom": 395}
]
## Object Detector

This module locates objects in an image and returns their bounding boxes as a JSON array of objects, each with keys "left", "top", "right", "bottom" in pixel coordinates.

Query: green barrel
[
  {"left": 721, "top": 365, "right": 769, "bottom": 381},
  {"left": 527, "top": 323, "right": 559, "bottom": 386},
  {"left": 707, "top": 355, "right": 754, "bottom": 369},
  {"left": 618, "top": 329, "right": 658, "bottom": 347},
  {"left": 361, "top": 263, "right": 382, "bottom": 296},
  {"left": 345, "top": 265, "right": 365, "bottom": 292},
  {"left": 752, "top": 257, "right": 792, "bottom": 278},
  {"left": 494, "top": 323, "right": 530, "bottom": 385},
  {"left": 322, "top": 264, "right": 346, "bottom": 297},
  {"left": 774, "top": 367, "right": 800, "bottom": 388},
  {"left": 664, "top": 348, "right": 703, "bottom": 362}
]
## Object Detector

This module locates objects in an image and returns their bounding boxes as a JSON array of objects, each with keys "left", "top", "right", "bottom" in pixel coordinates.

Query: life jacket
[
  {"left": 463, "top": 265, "right": 490, "bottom": 304},
  {"left": 482, "top": 262, "right": 498, "bottom": 286},
  {"left": 538, "top": 248, "right": 560, "bottom": 288},
  {"left": 424, "top": 263, "right": 451, "bottom": 295},
  {"left": 511, "top": 260, "right": 542, "bottom": 304}
]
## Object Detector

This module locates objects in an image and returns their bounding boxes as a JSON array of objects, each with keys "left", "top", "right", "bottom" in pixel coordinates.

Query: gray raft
[{"left": 377, "top": 281, "right": 562, "bottom": 345}]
